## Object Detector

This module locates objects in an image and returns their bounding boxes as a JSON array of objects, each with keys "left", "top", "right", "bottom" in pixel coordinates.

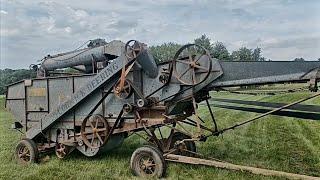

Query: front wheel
[
  {"left": 15, "top": 139, "right": 39, "bottom": 164},
  {"left": 130, "top": 146, "right": 166, "bottom": 178}
]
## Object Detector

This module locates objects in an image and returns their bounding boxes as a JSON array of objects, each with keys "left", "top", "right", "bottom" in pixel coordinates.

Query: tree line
[
  {"left": 0, "top": 69, "right": 36, "bottom": 95},
  {"left": 1, "top": 34, "right": 319, "bottom": 95},
  {"left": 150, "top": 34, "right": 267, "bottom": 62}
]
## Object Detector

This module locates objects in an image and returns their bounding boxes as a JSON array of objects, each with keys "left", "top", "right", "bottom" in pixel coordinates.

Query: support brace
[{"left": 165, "top": 154, "right": 319, "bottom": 180}]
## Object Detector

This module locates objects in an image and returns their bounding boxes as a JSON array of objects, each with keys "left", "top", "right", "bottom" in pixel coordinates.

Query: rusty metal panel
[
  {"left": 6, "top": 81, "right": 25, "bottom": 99},
  {"left": 73, "top": 75, "right": 94, "bottom": 92},
  {"left": 52, "top": 119, "right": 75, "bottom": 129},
  {"left": 26, "top": 80, "right": 48, "bottom": 112},
  {"left": 26, "top": 112, "right": 48, "bottom": 130},
  {"left": 74, "top": 90, "right": 103, "bottom": 120},
  {"left": 48, "top": 77, "right": 73, "bottom": 112},
  {"left": 209, "top": 61, "right": 320, "bottom": 87},
  {"left": 6, "top": 99, "right": 26, "bottom": 125},
  {"left": 73, "top": 75, "right": 102, "bottom": 121},
  {"left": 26, "top": 46, "right": 158, "bottom": 139},
  {"left": 104, "top": 94, "right": 132, "bottom": 117}
]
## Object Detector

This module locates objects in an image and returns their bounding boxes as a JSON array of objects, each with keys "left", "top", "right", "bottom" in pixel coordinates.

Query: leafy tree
[
  {"left": 231, "top": 47, "right": 253, "bottom": 61},
  {"left": 317, "top": 58, "right": 320, "bottom": 61},
  {"left": 212, "top": 42, "right": 230, "bottom": 61},
  {"left": 231, "top": 47, "right": 266, "bottom": 61},
  {"left": 149, "top": 42, "right": 182, "bottom": 63},
  {"left": 293, "top": 57, "right": 305, "bottom": 62},
  {"left": 252, "top": 47, "right": 266, "bottom": 61},
  {"left": 194, "top": 34, "right": 213, "bottom": 53},
  {"left": 0, "top": 69, "right": 36, "bottom": 95}
]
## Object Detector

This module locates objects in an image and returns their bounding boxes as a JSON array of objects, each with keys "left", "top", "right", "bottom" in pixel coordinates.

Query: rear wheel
[
  {"left": 130, "top": 146, "right": 166, "bottom": 178},
  {"left": 170, "top": 132, "right": 197, "bottom": 156},
  {"left": 15, "top": 139, "right": 39, "bottom": 164}
]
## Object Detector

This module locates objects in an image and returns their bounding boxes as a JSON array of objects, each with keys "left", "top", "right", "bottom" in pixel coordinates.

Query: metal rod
[
  {"left": 215, "top": 92, "right": 320, "bottom": 135},
  {"left": 182, "top": 119, "right": 215, "bottom": 133},
  {"left": 205, "top": 98, "right": 218, "bottom": 132}
]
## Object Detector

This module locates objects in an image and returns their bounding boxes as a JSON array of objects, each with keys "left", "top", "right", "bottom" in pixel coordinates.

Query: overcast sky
[{"left": 1, "top": 0, "right": 319, "bottom": 69}]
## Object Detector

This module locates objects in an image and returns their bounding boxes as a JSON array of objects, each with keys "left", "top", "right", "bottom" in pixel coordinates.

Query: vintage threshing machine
[{"left": 5, "top": 39, "right": 320, "bottom": 178}]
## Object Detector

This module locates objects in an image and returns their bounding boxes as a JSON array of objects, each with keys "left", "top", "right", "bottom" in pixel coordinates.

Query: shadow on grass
[{"left": 41, "top": 135, "right": 143, "bottom": 164}]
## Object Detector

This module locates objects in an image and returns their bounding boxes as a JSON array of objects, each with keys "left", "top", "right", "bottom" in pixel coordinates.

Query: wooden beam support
[{"left": 165, "top": 154, "right": 319, "bottom": 180}]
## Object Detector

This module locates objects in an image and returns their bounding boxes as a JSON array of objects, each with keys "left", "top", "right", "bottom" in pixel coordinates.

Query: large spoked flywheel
[
  {"left": 81, "top": 114, "right": 109, "bottom": 149},
  {"left": 173, "top": 44, "right": 212, "bottom": 86}
]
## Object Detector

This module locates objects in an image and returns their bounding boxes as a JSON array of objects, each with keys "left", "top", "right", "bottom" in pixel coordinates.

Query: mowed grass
[{"left": 0, "top": 92, "right": 319, "bottom": 179}]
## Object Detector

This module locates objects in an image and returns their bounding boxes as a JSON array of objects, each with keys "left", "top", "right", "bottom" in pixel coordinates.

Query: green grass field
[{"left": 0, "top": 92, "right": 319, "bottom": 179}]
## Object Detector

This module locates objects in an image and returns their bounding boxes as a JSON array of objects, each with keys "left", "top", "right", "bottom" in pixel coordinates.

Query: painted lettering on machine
[{"left": 26, "top": 57, "right": 123, "bottom": 139}]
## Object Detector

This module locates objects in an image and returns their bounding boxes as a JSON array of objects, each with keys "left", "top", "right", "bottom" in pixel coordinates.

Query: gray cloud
[{"left": 1, "top": 0, "right": 320, "bottom": 69}]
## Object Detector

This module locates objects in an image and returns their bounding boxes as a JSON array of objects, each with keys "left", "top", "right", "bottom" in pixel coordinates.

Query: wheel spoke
[
  {"left": 186, "top": 47, "right": 193, "bottom": 62},
  {"left": 194, "top": 64, "right": 209, "bottom": 71},
  {"left": 91, "top": 135, "right": 95, "bottom": 145},
  {"left": 194, "top": 54, "right": 203, "bottom": 63},
  {"left": 192, "top": 68, "right": 197, "bottom": 84},
  {"left": 176, "top": 59, "right": 191, "bottom": 65},
  {"left": 96, "top": 128, "right": 107, "bottom": 132},
  {"left": 95, "top": 119, "right": 99, "bottom": 128},
  {"left": 147, "top": 168, "right": 154, "bottom": 174},
  {"left": 88, "top": 119, "right": 95, "bottom": 129},
  {"left": 178, "top": 67, "right": 191, "bottom": 79},
  {"left": 96, "top": 133, "right": 104, "bottom": 144}
]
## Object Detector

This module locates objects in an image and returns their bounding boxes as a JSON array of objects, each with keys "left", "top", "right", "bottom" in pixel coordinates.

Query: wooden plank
[{"left": 166, "top": 154, "right": 319, "bottom": 180}]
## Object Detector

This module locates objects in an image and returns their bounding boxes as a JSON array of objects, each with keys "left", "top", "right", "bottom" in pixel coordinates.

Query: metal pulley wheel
[
  {"left": 125, "top": 40, "right": 143, "bottom": 60},
  {"left": 173, "top": 44, "right": 212, "bottom": 85},
  {"left": 55, "top": 143, "right": 71, "bottom": 159},
  {"left": 113, "top": 79, "right": 133, "bottom": 99},
  {"left": 81, "top": 114, "right": 109, "bottom": 149}
]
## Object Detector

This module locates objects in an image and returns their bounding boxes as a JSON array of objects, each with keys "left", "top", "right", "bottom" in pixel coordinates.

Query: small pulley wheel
[
  {"left": 81, "top": 114, "right": 109, "bottom": 149},
  {"left": 113, "top": 79, "right": 133, "bottom": 99},
  {"left": 173, "top": 44, "right": 212, "bottom": 85},
  {"left": 55, "top": 143, "right": 71, "bottom": 159},
  {"left": 125, "top": 40, "right": 143, "bottom": 60}
]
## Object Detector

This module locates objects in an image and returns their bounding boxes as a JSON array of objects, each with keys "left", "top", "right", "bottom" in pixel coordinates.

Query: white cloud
[
  {"left": 1, "top": 0, "right": 320, "bottom": 69},
  {"left": 0, "top": 10, "right": 8, "bottom": 14}
]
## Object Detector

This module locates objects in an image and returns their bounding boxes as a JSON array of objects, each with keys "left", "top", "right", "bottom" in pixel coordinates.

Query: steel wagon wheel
[
  {"left": 15, "top": 139, "right": 39, "bottom": 164},
  {"left": 130, "top": 146, "right": 166, "bottom": 178}
]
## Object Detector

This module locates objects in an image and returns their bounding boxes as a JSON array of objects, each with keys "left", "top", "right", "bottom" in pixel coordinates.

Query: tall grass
[{"left": 0, "top": 92, "right": 319, "bottom": 179}]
